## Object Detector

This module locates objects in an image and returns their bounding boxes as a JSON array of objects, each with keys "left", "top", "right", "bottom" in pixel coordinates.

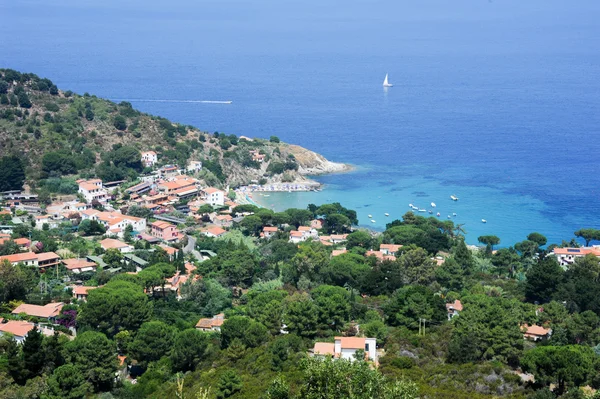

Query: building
[
  {"left": 312, "top": 337, "right": 378, "bottom": 363},
  {"left": 213, "top": 214, "right": 233, "bottom": 227},
  {"left": 0, "top": 252, "right": 61, "bottom": 270},
  {"left": 141, "top": 151, "right": 158, "bottom": 167},
  {"left": 100, "top": 238, "right": 134, "bottom": 253},
  {"left": 150, "top": 221, "right": 180, "bottom": 242},
  {"left": 187, "top": 160, "right": 202, "bottom": 173},
  {"left": 0, "top": 320, "right": 57, "bottom": 344},
  {"left": 201, "top": 187, "right": 225, "bottom": 207},
  {"left": 203, "top": 226, "right": 227, "bottom": 238},
  {"left": 552, "top": 247, "right": 600, "bottom": 266},
  {"left": 126, "top": 182, "right": 152, "bottom": 195},
  {"left": 195, "top": 313, "right": 225, "bottom": 332},
  {"left": 446, "top": 300, "right": 463, "bottom": 320},
  {"left": 380, "top": 244, "right": 403, "bottom": 256},
  {"left": 63, "top": 258, "right": 98, "bottom": 274},
  {"left": 78, "top": 179, "right": 108, "bottom": 204},
  {"left": 289, "top": 230, "right": 305, "bottom": 244},
  {"left": 85, "top": 211, "right": 147, "bottom": 237},
  {"left": 14, "top": 238, "right": 31, "bottom": 251},
  {"left": 522, "top": 324, "right": 552, "bottom": 341},
  {"left": 12, "top": 302, "right": 64, "bottom": 322},
  {"left": 72, "top": 285, "right": 98, "bottom": 301},
  {"left": 262, "top": 226, "right": 278, "bottom": 239}
]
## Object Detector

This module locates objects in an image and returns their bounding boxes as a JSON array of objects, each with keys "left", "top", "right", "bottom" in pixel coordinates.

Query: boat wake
[{"left": 111, "top": 99, "right": 232, "bottom": 104}]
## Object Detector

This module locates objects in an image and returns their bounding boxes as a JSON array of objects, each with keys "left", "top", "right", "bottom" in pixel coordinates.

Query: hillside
[{"left": 0, "top": 68, "right": 349, "bottom": 190}]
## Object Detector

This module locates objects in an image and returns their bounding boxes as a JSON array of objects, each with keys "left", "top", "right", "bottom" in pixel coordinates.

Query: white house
[
  {"left": 141, "top": 151, "right": 158, "bottom": 167},
  {"left": 0, "top": 320, "right": 57, "bottom": 344},
  {"left": 187, "top": 160, "right": 202, "bottom": 173},
  {"left": 195, "top": 313, "right": 225, "bottom": 332},
  {"left": 313, "top": 336, "right": 378, "bottom": 364},
  {"left": 553, "top": 247, "right": 600, "bottom": 266},
  {"left": 202, "top": 187, "right": 225, "bottom": 207},
  {"left": 446, "top": 300, "right": 463, "bottom": 320},
  {"left": 78, "top": 179, "right": 108, "bottom": 204},
  {"left": 100, "top": 238, "right": 134, "bottom": 253}
]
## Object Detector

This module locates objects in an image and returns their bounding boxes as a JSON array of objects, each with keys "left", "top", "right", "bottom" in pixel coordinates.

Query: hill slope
[{"left": 0, "top": 68, "right": 349, "bottom": 189}]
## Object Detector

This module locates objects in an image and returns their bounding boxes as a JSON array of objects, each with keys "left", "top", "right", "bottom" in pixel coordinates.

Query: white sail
[{"left": 383, "top": 73, "right": 393, "bottom": 87}]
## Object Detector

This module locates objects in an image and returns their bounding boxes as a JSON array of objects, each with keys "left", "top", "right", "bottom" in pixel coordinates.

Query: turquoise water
[{"left": 1, "top": 0, "right": 599, "bottom": 246}]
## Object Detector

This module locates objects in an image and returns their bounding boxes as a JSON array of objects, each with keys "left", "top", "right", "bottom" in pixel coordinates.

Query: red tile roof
[
  {"left": 0, "top": 320, "right": 36, "bottom": 337},
  {"left": 313, "top": 342, "right": 335, "bottom": 356},
  {"left": 336, "top": 336, "right": 366, "bottom": 349},
  {"left": 63, "top": 259, "right": 97, "bottom": 270},
  {"left": 12, "top": 302, "right": 64, "bottom": 318}
]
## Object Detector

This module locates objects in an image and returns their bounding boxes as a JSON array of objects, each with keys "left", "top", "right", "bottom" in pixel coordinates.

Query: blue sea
[{"left": 1, "top": 0, "right": 599, "bottom": 246}]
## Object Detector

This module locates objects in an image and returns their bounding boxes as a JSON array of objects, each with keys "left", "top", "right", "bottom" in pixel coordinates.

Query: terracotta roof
[
  {"left": 263, "top": 226, "right": 278, "bottom": 232},
  {"left": 336, "top": 336, "right": 366, "bottom": 349},
  {"left": 152, "top": 221, "right": 174, "bottom": 229},
  {"left": 36, "top": 252, "right": 60, "bottom": 262},
  {"left": 63, "top": 259, "right": 97, "bottom": 270},
  {"left": 0, "top": 320, "right": 35, "bottom": 337},
  {"left": 79, "top": 183, "right": 100, "bottom": 191},
  {"left": 215, "top": 215, "right": 232, "bottom": 221},
  {"left": 365, "top": 250, "right": 396, "bottom": 261},
  {"left": 330, "top": 234, "right": 348, "bottom": 240},
  {"left": 142, "top": 151, "right": 156, "bottom": 156},
  {"left": 205, "top": 227, "right": 226, "bottom": 237},
  {"left": 158, "top": 244, "right": 178, "bottom": 256},
  {"left": 203, "top": 187, "right": 222, "bottom": 194},
  {"left": 290, "top": 231, "right": 303, "bottom": 237},
  {"left": 523, "top": 324, "right": 551, "bottom": 336},
  {"left": 553, "top": 247, "right": 600, "bottom": 256},
  {"left": 72, "top": 286, "right": 98, "bottom": 295},
  {"left": 298, "top": 226, "right": 311, "bottom": 232},
  {"left": 0, "top": 252, "right": 38, "bottom": 263},
  {"left": 380, "top": 244, "right": 403, "bottom": 252},
  {"left": 331, "top": 249, "right": 347, "bottom": 257},
  {"left": 14, "top": 238, "right": 31, "bottom": 246},
  {"left": 82, "top": 209, "right": 100, "bottom": 217},
  {"left": 446, "top": 300, "right": 463, "bottom": 312},
  {"left": 12, "top": 302, "right": 64, "bottom": 318},
  {"left": 100, "top": 238, "right": 130, "bottom": 250},
  {"left": 313, "top": 342, "right": 335, "bottom": 356},
  {"left": 195, "top": 314, "right": 225, "bottom": 329}
]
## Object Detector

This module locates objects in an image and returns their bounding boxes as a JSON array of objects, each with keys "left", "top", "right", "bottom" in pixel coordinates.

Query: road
[{"left": 183, "top": 234, "right": 203, "bottom": 262}]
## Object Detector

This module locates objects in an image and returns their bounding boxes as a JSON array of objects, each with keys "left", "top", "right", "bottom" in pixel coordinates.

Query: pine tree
[{"left": 22, "top": 326, "right": 45, "bottom": 380}]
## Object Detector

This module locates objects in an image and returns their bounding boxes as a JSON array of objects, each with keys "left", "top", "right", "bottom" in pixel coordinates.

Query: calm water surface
[{"left": 1, "top": 0, "right": 599, "bottom": 245}]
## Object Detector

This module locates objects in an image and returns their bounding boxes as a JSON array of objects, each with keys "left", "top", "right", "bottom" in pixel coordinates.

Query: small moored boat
[
  {"left": 482, "top": 219, "right": 487, "bottom": 223},
  {"left": 371, "top": 220, "right": 376, "bottom": 223},
  {"left": 450, "top": 195, "right": 458, "bottom": 201},
  {"left": 384, "top": 213, "right": 389, "bottom": 216},
  {"left": 431, "top": 202, "right": 436, "bottom": 207}
]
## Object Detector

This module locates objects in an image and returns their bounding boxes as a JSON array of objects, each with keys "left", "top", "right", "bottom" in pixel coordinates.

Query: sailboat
[{"left": 383, "top": 73, "right": 393, "bottom": 87}]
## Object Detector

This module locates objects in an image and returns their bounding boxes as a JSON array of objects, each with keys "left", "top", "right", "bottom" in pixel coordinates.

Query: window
[{"left": 365, "top": 343, "right": 369, "bottom": 352}]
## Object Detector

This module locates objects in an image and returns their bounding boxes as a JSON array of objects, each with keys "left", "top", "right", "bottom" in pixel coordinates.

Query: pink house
[{"left": 150, "top": 221, "right": 180, "bottom": 242}]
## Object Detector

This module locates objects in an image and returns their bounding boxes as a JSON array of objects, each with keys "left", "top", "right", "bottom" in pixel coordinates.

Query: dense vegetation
[{"left": 0, "top": 69, "right": 310, "bottom": 196}]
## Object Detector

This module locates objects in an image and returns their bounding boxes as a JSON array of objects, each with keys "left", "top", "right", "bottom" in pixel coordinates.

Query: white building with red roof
[
  {"left": 312, "top": 336, "right": 378, "bottom": 364},
  {"left": 201, "top": 187, "right": 225, "bottom": 207},
  {"left": 100, "top": 238, "right": 134, "bottom": 253},
  {"left": 141, "top": 151, "right": 158, "bottom": 167},
  {"left": 78, "top": 179, "right": 108, "bottom": 204},
  {"left": 0, "top": 320, "right": 58, "bottom": 344},
  {"left": 553, "top": 247, "right": 600, "bottom": 266},
  {"left": 12, "top": 302, "right": 64, "bottom": 322},
  {"left": 203, "top": 226, "right": 227, "bottom": 238}
]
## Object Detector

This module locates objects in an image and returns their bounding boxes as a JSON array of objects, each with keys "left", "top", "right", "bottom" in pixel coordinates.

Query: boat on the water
[
  {"left": 431, "top": 202, "right": 436, "bottom": 207},
  {"left": 371, "top": 220, "right": 376, "bottom": 223},
  {"left": 452, "top": 213, "right": 457, "bottom": 217},
  {"left": 368, "top": 214, "right": 372, "bottom": 218},
  {"left": 450, "top": 195, "right": 458, "bottom": 201},
  {"left": 383, "top": 73, "right": 393, "bottom": 87},
  {"left": 428, "top": 210, "right": 433, "bottom": 214},
  {"left": 482, "top": 219, "right": 487, "bottom": 223},
  {"left": 436, "top": 212, "right": 441, "bottom": 217},
  {"left": 418, "top": 209, "right": 426, "bottom": 212},
  {"left": 384, "top": 213, "right": 389, "bottom": 216}
]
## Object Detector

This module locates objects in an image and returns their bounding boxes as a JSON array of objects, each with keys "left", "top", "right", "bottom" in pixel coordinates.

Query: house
[
  {"left": 329, "top": 234, "right": 348, "bottom": 245},
  {"left": 159, "top": 164, "right": 179, "bottom": 178},
  {"left": 331, "top": 249, "right": 347, "bottom": 257},
  {"left": 0, "top": 252, "right": 61, "bottom": 270},
  {"left": 78, "top": 179, "right": 108, "bottom": 204},
  {"left": 289, "top": 230, "right": 305, "bottom": 244},
  {"left": 311, "top": 219, "right": 324, "bottom": 230},
  {"left": 157, "top": 177, "right": 198, "bottom": 196},
  {"left": 150, "top": 221, "right": 180, "bottom": 242},
  {"left": 63, "top": 258, "right": 98, "bottom": 274},
  {"left": 34, "top": 214, "right": 54, "bottom": 230},
  {"left": 553, "top": 247, "right": 600, "bottom": 266},
  {"left": 126, "top": 182, "right": 152, "bottom": 195},
  {"left": 158, "top": 244, "right": 178, "bottom": 261},
  {"left": 195, "top": 313, "right": 225, "bottom": 332},
  {"left": 262, "top": 226, "right": 278, "bottom": 239},
  {"left": 100, "top": 238, "right": 134, "bottom": 253},
  {"left": 12, "top": 302, "right": 64, "bottom": 322},
  {"left": 72, "top": 285, "right": 98, "bottom": 301},
  {"left": 202, "top": 187, "right": 225, "bottom": 207},
  {"left": 365, "top": 250, "right": 396, "bottom": 262},
  {"left": 213, "top": 214, "right": 233, "bottom": 227},
  {"left": 14, "top": 238, "right": 31, "bottom": 251},
  {"left": 203, "top": 226, "right": 227, "bottom": 238},
  {"left": 380, "top": 244, "right": 402, "bottom": 256},
  {"left": 0, "top": 320, "right": 57, "bottom": 344},
  {"left": 522, "top": 324, "right": 552, "bottom": 341},
  {"left": 446, "top": 300, "right": 463, "bottom": 320},
  {"left": 141, "top": 151, "right": 158, "bottom": 167},
  {"left": 312, "top": 337, "right": 378, "bottom": 363},
  {"left": 187, "top": 160, "right": 202, "bottom": 173},
  {"left": 90, "top": 211, "right": 146, "bottom": 237}
]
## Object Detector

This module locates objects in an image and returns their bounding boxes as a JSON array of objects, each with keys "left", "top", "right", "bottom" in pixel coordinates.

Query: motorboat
[
  {"left": 450, "top": 195, "right": 458, "bottom": 201},
  {"left": 431, "top": 202, "right": 436, "bottom": 207},
  {"left": 368, "top": 214, "right": 372, "bottom": 218},
  {"left": 482, "top": 219, "right": 487, "bottom": 223},
  {"left": 371, "top": 220, "right": 376, "bottom": 223},
  {"left": 384, "top": 213, "right": 389, "bottom": 216},
  {"left": 418, "top": 209, "right": 426, "bottom": 212}
]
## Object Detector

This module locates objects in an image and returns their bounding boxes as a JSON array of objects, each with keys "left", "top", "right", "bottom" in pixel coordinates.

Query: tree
[
  {"left": 22, "top": 326, "right": 45, "bottom": 380},
  {"left": 264, "top": 376, "right": 290, "bottom": 399},
  {"left": 397, "top": 247, "right": 437, "bottom": 285},
  {"left": 129, "top": 321, "right": 174, "bottom": 367},
  {"left": 525, "top": 257, "right": 563, "bottom": 303},
  {"left": 110, "top": 145, "right": 142, "bottom": 171},
  {"left": 246, "top": 289, "right": 288, "bottom": 335},
  {"left": 102, "top": 248, "right": 124, "bottom": 268},
  {"left": 574, "top": 228, "right": 600, "bottom": 247},
  {"left": 269, "top": 136, "right": 280, "bottom": 143},
  {"left": 521, "top": 345, "right": 595, "bottom": 395},
  {"left": 478, "top": 235, "right": 500, "bottom": 252},
  {"left": 312, "top": 285, "right": 352, "bottom": 332},
  {"left": 216, "top": 369, "right": 242, "bottom": 399},
  {"left": 64, "top": 331, "right": 118, "bottom": 392},
  {"left": 113, "top": 115, "right": 127, "bottom": 130},
  {"left": 180, "top": 278, "right": 232, "bottom": 316},
  {"left": 297, "top": 357, "right": 419, "bottom": 399},
  {"left": 528, "top": 232, "right": 548, "bottom": 247},
  {"left": 239, "top": 215, "right": 263, "bottom": 236},
  {"left": 0, "top": 260, "right": 33, "bottom": 302},
  {"left": 283, "top": 293, "right": 318, "bottom": 338},
  {"left": 346, "top": 230, "right": 373, "bottom": 250},
  {"left": 0, "top": 155, "right": 26, "bottom": 191},
  {"left": 78, "top": 280, "right": 153, "bottom": 336},
  {"left": 78, "top": 219, "right": 106, "bottom": 236},
  {"left": 448, "top": 295, "right": 524, "bottom": 365},
  {"left": 220, "top": 316, "right": 268, "bottom": 349},
  {"left": 17, "top": 91, "right": 31, "bottom": 108},
  {"left": 44, "top": 364, "right": 91, "bottom": 399},
  {"left": 170, "top": 328, "right": 210, "bottom": 372},
  {"left": 383, "top": 286, "right": 446, "bottom": 329}
]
